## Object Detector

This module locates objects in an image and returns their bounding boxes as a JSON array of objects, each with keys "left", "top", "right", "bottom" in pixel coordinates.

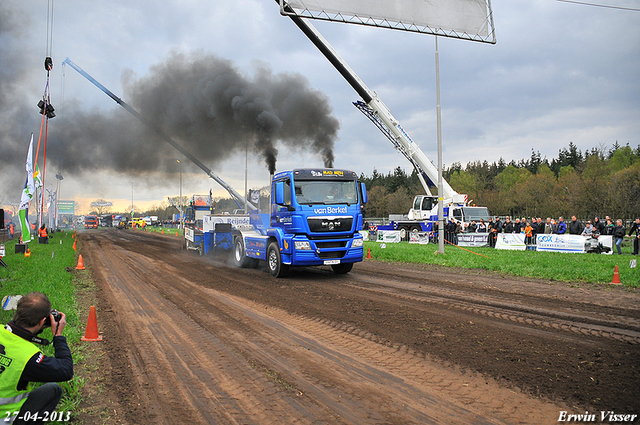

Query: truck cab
[{"left": 233, "top": 168, "right": 367, "bottom": 277}]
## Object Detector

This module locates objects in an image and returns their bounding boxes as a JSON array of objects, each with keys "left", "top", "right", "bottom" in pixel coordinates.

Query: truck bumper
[{"left": 284, "top": 236, "right": 364, "bottom": 266}]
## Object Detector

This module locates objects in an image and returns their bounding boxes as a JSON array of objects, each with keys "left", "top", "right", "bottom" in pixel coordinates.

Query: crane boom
[
  {"left": 281, "top": 3, "right": 463, "bottom": 203},
  {"left": 62, "top": 58, "right": 257, "bottom": 211}
]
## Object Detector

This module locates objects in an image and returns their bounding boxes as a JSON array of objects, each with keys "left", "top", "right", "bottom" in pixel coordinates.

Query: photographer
[{"left": 0, "top": 292, "right": 73, "bottom": 424}]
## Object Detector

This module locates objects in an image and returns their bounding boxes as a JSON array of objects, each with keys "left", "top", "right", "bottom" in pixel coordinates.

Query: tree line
[
  {"left": 89, "top": 142, "right": 639, "bottom": 222},
  {"left": 360, "top": 142, "right": 640, "bottom": 220}
]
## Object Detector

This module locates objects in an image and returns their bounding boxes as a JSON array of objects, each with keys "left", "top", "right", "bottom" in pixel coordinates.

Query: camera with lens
[{"left": 43, "top": 309, "right": 62, "bottom": 327}]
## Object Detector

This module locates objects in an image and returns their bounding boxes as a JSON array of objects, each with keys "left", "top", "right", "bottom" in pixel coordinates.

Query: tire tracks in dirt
[
  {"left": 81, "top": 230, "right": 568, "bottom": 424},
  {"left": 345, "top": 273, "right": 640, "bottom": 344}
]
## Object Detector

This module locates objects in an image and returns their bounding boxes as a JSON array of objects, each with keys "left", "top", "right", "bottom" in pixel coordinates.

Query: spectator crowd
[{"left": 445, "top": 215, "right": 640, "bottom": 255}]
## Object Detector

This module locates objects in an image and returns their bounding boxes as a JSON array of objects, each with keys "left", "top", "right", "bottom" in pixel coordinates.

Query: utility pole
[{"left": 177, "top": 159, "right": 182, "bottom": 229}]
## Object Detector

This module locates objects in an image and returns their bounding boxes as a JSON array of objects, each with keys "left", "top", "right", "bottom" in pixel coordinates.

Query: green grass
[
  {"left": 364, "top": 241, "right": 640, "bottom": 287},
  {"left": 0, "top": 230, "right": 87, "bottom": 423}
]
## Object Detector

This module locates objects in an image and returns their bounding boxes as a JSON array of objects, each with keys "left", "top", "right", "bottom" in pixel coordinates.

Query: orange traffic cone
[
  {"left": 175, "top": 230, "right": 178, "bottom": 236},
  {"left": 73, "top": 240, "right": 77, "bottom": 251},
  {"left": 611, "top": 265, "right": 621, "bottom": 284},
  {"left": 75, "top": 254, "right": 86, "bottom": 270},
  {"left": 366, "top": 247, "right": 372, "bottom": 259},
  {"left": 81, "top": 306, "right": 103, "bottom": 342},
  {"left": 24, "top": 248, "right": 31, "bottom": 258},
  {"left": 162, "top": 229, "right": 164, "bottom": 234}
]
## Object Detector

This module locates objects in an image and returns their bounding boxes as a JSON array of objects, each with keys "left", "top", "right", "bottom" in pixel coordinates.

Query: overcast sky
[{"left": 1, "top": 0, "right": 638, "bottom": 215}]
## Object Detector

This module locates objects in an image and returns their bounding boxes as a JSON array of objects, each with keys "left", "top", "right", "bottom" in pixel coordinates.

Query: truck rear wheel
[
  {"left": 331, "top": 263, "right": 353, "bottom": 274},
  {"left": 233, "top": 237, "right": 258, "bottom": 268},
  {"left": 267, "top": 242, "right": 289, "bottom": 278}
]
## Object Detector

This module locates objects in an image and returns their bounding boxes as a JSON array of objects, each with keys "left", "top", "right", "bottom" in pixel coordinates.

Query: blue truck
[{"left": 192, "top": 168, "right": 368, "bottom": 277}]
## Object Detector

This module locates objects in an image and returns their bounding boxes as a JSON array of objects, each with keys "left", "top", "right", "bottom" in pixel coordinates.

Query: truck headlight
[
  {"left": 294, "top": 241, "right": 312, "bottom": 250},
  {"left": 352, "top": 238, "right": 364, "bottom": 248}
]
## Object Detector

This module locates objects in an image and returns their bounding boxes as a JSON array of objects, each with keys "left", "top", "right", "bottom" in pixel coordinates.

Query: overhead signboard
[
  {"left": 57, "top": 200, "right": 75, "bottom": 215},
  {"left": 280, "top": 0, "right": 495, "bottom": 43},
  {"left": 90, "top": 201, "right": 113, "bottom": 207}
]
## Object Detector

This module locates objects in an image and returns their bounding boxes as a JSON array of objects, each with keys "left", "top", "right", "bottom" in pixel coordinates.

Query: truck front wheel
[
  {"left": 331, "top": 263, "right": 353, "bottom": 274},
  {"left": 267, "top": 242, "right": 289, "bottom": 278}
]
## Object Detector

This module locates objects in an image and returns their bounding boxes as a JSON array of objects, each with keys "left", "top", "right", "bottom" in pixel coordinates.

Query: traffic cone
[
  {"left": 611, "top": 265, "right": 621, "bottom": 284},
  {"left": 75, "top": 254, "right": 86, "bottom": 270},
  {"left": 24, "top": 249, "right": 31, "bottom": 258},
  {"left": 73, "top": 240, "right": 77, "bottom": 251},
  {"left": 162, "top": 229, "right": 164, "bottom": 234},
  {"left": 366, "top": 247, "right": 372, "bottom": 259},
  {"left": 81, "top": 306, "right": 103, "bottom": 342},
  {"left": 175, "top": 230, "right": 179, "bottom": 236}
]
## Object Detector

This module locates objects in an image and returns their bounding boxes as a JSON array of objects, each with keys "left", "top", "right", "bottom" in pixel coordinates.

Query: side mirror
[
  {"left": 274, "top": 181, "right": 285, "bottom": 205},
  {"left": 360, "top": 182, "right": 368, "bottom": 204}
]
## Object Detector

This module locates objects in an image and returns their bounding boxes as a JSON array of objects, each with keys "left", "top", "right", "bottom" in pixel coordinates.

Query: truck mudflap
[{"left": 185, "top": 227, "right": 204, "bottom": 255}]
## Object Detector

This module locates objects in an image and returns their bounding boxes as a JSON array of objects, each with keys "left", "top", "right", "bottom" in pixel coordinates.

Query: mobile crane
[{"left": 279, "top": 2, "right": 490, "bottom": 238}]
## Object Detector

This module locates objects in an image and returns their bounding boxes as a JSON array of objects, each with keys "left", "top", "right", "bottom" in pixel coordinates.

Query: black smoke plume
[{"left": 0, "top": 49, "right": 339, "bottom": 193}]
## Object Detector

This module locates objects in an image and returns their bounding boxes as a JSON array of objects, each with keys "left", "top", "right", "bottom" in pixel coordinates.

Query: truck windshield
[
  {"left": 461, "top": 207, "right": 491, "bottom": 222},
  {"left": 294, "top": 180, "right": 358, "bottom": 205}
]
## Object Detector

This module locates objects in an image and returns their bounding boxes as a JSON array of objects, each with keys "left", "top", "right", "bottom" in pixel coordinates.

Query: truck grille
[
  {"left": 315, "top": 241, "right": 347, "bottom": 249},
  {"left": 307, "top": 216, "right": 352, "bottom": 232},
  {"left": 318, "top": 251, "right": 346, "bottom": 259}
]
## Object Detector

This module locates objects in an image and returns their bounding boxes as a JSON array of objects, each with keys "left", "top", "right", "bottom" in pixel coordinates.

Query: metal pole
[
  {"left": 131, "top": 181, "right": 134, "bottom": 218},
  {"left": 244, "top": 143, "right": 248, "bottom": 214},
  {"left": 436, "top": 36, "right": 445, "bottom": 255},
  {"left": 177, "top": 159, "right": 182, "bottom": 229}
]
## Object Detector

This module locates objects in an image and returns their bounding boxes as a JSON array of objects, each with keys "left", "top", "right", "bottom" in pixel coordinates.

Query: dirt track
[{"left": 76, "top": 229, "right": 639, "bottom": 424}]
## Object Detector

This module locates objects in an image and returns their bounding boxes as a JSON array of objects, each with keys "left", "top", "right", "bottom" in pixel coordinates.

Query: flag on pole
[
  {"left": 34, "top": 164, "right": 43, "bottom": 190},
  {"left": 18, "top": 135, "right": 35, "bottom": 243}
]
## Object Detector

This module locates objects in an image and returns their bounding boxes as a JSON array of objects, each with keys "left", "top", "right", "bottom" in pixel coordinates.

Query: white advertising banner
[
  {"left": 458, "top": 233, "right": 489, "bottom": 247},
  {"left": 495, "top": 234, "right": 526, "bottom": 251},
  {"left": 536, "top": 234, "right": 586, "bottom": 253},
  {"left": 536, "top": 234, "right": 614, "bottom": 255},
  {"left": 203, "top": 215, "right": 252, "bottom": 233},
  {"left": 598, "top": 236, "right": 614, "bottom": 255},
  {"left": 281, "top": 0, "right": 494, "bottom": 42},
  {"left": 409, "top": 232, "right": 430, "bottom": 244},
  {"left": 377, "top": 230, "right": 402, "bottom": 243}
]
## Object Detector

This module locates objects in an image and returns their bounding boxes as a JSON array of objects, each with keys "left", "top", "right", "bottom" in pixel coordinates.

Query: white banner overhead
[{"left": 280, "top": 0, "right": 495, "bottom": 43}]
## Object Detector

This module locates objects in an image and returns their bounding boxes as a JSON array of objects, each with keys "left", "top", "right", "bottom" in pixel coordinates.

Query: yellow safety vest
[{"left": 0, "top": 328, "right": 40, "bottom": 423}]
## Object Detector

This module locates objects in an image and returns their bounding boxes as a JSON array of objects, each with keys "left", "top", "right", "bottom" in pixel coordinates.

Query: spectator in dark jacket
[
  {"left": 493, "top": 217, "right": 503, "bottom": 233},
  {"left": 468, "top": 221, "right": 477, "bottom": 233},
  {"left": 605, "top": 219, "right": 615, "bottom": 235},
  {"left": 594, "top": 216, "right": 605, "bottom": 235},
  {"left": 568, "top": 216, "right": 583, "bottom": 235},
  {"left": 614, "top": 219, "right": 626, "bottom": 254},
  {"left": 513, "top": 218, "right": 522, "bottom": 233},
  {"left": 629, "top": 218, "right": 640, "bottom": 255},
  {"left": 503, "top": 217, "right": 514, "bottom": 233}
]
